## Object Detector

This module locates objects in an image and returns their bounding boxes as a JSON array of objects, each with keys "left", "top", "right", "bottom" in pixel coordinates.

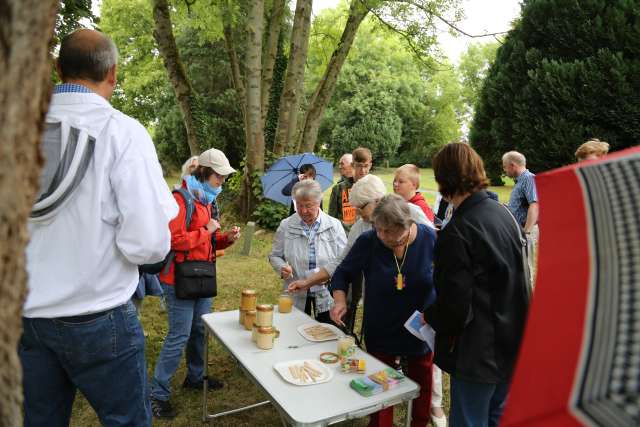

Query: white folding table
[{"left": 202, "top": 308, "right": 420, "bottom": 426}]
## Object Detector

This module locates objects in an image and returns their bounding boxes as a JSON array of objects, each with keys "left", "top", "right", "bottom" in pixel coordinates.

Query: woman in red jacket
[{"left": 150, "top": 149, "right": 240, "bottom": 419}]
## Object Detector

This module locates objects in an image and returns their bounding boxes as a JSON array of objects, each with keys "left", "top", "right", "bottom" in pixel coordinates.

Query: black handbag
[
  {"left": 174, "top": 259, "right": 217, "bottom": 299},
  {"left": 171, "top": 190, "right": 218, "bottom": 300}
]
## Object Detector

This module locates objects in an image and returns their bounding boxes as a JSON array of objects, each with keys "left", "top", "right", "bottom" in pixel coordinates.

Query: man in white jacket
[{"left": 20, "top": 29, "right": 178, "bottom": 427}]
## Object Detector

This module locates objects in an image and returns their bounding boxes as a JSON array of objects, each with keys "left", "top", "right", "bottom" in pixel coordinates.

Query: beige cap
[{"left": 198, "top": 148, "right": 236, "bottom": 176}]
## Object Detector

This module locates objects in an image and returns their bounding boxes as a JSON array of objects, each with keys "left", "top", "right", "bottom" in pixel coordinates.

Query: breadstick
[
  {"left": 289, "top": 366, "right": 298, "bottom": 380},
  {"left": 304, "top": 362, "right": 322, "bottom": 377}
]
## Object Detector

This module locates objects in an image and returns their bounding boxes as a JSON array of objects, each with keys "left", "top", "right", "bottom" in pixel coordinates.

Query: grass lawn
[
  {"left": 368, "top": 167, "right": 514, "bottom": 206},
  {"left": 69, "top": 167, "right": 511, "bottom": 426}
]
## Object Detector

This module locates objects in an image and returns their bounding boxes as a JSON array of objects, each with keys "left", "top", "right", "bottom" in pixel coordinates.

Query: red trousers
[{"left": 367, "top": 351, "right": 433, "bottom": 427}]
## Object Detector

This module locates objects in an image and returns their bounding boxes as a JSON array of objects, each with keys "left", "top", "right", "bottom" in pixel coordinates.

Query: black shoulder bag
[{"left": 170, "top": 189, "right": 218, "bottom": 300}]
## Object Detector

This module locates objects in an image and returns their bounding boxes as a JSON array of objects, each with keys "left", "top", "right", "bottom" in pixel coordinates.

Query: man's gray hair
[
  {"left": 371, "top": 194, "right": 413, "bottom": 230},
  {"left": 349, "top": 174, "right": 386, "bottom": 208},
  {"left": 58, "top": 29, "right": 119, "bottom": 82},
  {"left": 340, "top": 153, "right": 353, "bottom": 164},
  {"left": 502, "top": 151, "right": 526, "bottom": 166},
  {"left": 292, "top": 179, "right": 323, "bottom": 202}
]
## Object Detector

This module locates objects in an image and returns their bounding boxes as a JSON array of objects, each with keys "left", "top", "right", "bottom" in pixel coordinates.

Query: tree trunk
[
  {"left": 221, "top": 4, "right": 248, "bottom": 137},
  {"left": 151, "top": 0, "right": 200, "bottom": 156},
  {"left": 297, "top": 0, "right": 367, "bottom": 153},
  {"left": 273, "top": 0, "right": 312, "bottom": 156},
  {"left": 241, "top": 0, "right": 265, "bottom": 217},
  {"left": 260, "top": 0, "right": 285, "bottom": 125},
  {"left": 0, "top": 1, "right": 58, "bottom": 425}
]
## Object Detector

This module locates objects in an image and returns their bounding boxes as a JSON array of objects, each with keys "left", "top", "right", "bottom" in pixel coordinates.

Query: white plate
[
  {"left": 273, "top": 359, "right": 333, "bottom": 386},
  {"left": 296, "top": 322, "right": 342, "bottom": 342}
]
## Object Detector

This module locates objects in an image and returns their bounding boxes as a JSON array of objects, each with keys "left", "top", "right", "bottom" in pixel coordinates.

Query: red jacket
[
  {"left": 159, "top": 189, "right": 232, "bottom": 285},
  {"left": 409, "top": 192, "right": 435, "bottom": 222}
]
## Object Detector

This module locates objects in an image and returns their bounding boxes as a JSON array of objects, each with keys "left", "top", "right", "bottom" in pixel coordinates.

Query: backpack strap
[
  {"left": 162, "top": 187, "right": 197, "bottom": 275},
  {"left": 174, "top": 187, "right": 195, "bottom": 229}
]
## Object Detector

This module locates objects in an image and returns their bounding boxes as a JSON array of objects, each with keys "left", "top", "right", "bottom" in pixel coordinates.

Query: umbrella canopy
[
  {"left": 260, "top": 153, "right": 333, "bottom": 205},
  {"left": 501, "top": 146, "right": 640, "bottom": 427}
]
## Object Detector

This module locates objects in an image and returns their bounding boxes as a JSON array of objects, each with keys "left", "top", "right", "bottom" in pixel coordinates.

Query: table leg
[
  {"left": 278, "top": 411, "right": 291, "bottom": 427},
  {"left": 405, "top": 399, "right": 413, "bottom": 427},
  {"left": 202, "top": 327, "right": 209, "bottom": 422}
]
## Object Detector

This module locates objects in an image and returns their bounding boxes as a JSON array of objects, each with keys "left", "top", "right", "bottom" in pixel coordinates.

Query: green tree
[
  {"left": 458, "top": 41, "right": 498, "bottom": 125},
  {"left": 309, "top": 14, "right": 463, "bottom": 165},
  {"left": 470, "top": 0, "right": 640, "bottom": 183},
  {"left": 100, "top": 0, "right": 244, "bottom": 171},
  {"left": 330, "top": 90, "right": 403, "bottom": 163}
]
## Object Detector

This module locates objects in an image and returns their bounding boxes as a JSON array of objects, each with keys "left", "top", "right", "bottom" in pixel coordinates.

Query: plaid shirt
[
  {"left": 301, "top": 218, "right": 333, "bottom": 313},
  {"left": 508, "top": 169, "right": 538, "bottom": 226}
]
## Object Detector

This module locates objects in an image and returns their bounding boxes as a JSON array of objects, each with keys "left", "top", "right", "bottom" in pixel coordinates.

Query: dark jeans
[
  {"left": 150, "top": 283, "right": 212, "bottom": 401},
  {"left": 344, "top": 273, "right": 363, "bottom": 337},
  {"left": 450, "top": 376, "right": 509, "bottom": 427},
  {"left": 19, "top": 301, "right": 150, "bottom": 427},
  {"left": 303, "top": 293, "right": 332, "bottom": 324}
]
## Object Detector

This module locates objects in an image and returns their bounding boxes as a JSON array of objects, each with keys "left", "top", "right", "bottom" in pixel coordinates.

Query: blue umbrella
[{"left": 261, "top": 153, "right": 334, "bottom": 205}]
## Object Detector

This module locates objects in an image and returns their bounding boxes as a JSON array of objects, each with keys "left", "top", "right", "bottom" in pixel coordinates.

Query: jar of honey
[
  {"left": 278, "top": 293, "right": 293, "bottom": 313},
  {"left": 243, "top": 310, "right": 257, "bottom": 331},
  {"left": 337, "top": 335, "right": 356, "bottom": 360},
  {"left": 256, "top": 304, "right": 274, "bottom": 327},
  {"left": 256, "top": 326, "right": 278, "bottom": 350},
  {"left": 239, "top": 309, "right": 246, "bottom": 325},
  {"left": 240, "top": 289, "right": 257, "bottom": 311}
]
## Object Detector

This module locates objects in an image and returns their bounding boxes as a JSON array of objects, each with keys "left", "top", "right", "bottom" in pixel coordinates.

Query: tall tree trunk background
[
  {"left": 151, "top": 0, "right": 200, "bottom": 156},
  {"left": 221, "top": 0, "right": 248, "bottom": 131},
  {"left": 0, "top": 1, "right": 58, "bottom": 425},
  {"left": 298, "top": 0, "right": 367, "bottom": 153},
  {"left": 273, "top": 0, "right": 312, "bottom": 156},
  {"left": 260, "top": 0, "right": 285, "bottom": 125},
  {"left": 241, "top": 0, "right": 265, "bottom": 217}
]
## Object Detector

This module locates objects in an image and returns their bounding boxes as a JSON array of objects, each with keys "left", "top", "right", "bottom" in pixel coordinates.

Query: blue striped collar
[{"left": 53, "top": 83, "right": 93, "bottom": 94}]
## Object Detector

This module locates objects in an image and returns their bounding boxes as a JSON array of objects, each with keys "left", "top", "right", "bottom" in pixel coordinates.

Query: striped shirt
[
  {"left": 301, "top": 217, "right": 333, "bottom": 313},
  {"left": 508, "top": 169, "right": 538, "bottom": 226},
  {"left": 53, "top": 83, "right": 93, "bottom": 94},
  {"left": 301, "top": 218, "right": 321, "bottom": 271}
]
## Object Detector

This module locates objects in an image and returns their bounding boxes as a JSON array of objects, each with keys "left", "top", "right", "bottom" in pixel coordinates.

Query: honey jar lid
[
  {"left": 256, "top": 304, "right": 273, "bottom": 312},
  {"left": 245, "top": 310, "right": 257, "bottom": 315},
  {"left": 242, "top": 289, "right": 257, "bottom": 295},
  {"left": 257, "top": 326, "right": 275, "bottom": 333}
]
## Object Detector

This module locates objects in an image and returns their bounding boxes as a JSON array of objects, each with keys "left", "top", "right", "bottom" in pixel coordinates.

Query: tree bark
[
  {"left": 221, "top": 2, "right": 248, "bottom": 134},
  {"left": 151, "top": 0, "right": 200, "bottom": 156},
  {"left": 273, "top": 0, "right": 313, "bottom": 156},
  {"left": 297, "top": 0, "right": 367, "bottom": 153},
  {"left": 0, "top": 1, "right": 58, "bottom": 425},
  {"left": 260, "top": 0, "right": 285, "bottom": 125},
  {"left": 241, "top": 0, "right": 265, "bottom": 216}
]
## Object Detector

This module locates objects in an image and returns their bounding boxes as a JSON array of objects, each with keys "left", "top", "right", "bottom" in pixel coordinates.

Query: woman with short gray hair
[
  {"left": 269, "top": 180, "right": 346, "bottom": 322},
  {"left": 331, "top": 193, "right": 437, "bottom": 427}
]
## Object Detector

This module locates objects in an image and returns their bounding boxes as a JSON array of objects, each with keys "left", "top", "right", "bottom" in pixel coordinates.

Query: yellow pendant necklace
[{"left": 393, "top": 238, "right": 410, "bottom": 291}]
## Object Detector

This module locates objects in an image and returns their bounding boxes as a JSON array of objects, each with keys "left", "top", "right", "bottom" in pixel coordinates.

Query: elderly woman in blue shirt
[
  {"left": 269, "top": 179, "right": 347, "bottom": 322},
  {"left": 331, "top": 194, "right": 436, "bottom": 427}
]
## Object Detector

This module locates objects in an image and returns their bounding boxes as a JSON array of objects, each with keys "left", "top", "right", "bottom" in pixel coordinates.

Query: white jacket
[
  {"left": 24, "top": 91, "right": 178, "bottom": 318},
  {"left": 269, "top": 210, "right": 347, "bottom": 311}
]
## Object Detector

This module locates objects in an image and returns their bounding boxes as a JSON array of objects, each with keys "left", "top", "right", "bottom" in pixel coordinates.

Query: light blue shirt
[{"left": 508, "top": 169, "right": 538, "bottom": 226}]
